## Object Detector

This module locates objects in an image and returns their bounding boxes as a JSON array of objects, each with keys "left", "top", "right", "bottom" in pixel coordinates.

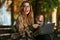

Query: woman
[
  {"left": 34, "top": 15, "right": 51, "bottom": 40},
  {"left": 16, "top": 1, "right": 38, "bottom": 40},
  {"left": 36, "top": 15, "right": 44, "bottom": 27}
]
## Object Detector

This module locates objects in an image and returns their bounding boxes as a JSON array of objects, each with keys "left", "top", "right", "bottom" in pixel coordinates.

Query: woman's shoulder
[{"left": 17, "top": 13, "right": 23, "bottom": 20}]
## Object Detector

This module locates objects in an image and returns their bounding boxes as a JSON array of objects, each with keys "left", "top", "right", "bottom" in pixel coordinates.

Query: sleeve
[
  {"left": 16, "top": 15, "right": 24, "bottom": 34},
  {"left": 29, "top": 25, "right": 36, "bottom": 32}
]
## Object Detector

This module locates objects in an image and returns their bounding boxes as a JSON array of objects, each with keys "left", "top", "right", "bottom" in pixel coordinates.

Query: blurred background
[{"left": 0, "top": 0, "right": 60, "bottom": 40}]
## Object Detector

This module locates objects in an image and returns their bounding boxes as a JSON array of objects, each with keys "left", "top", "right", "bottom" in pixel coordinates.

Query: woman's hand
[{"left": 32, "top": 24, "right": 39, "bottom": 29}]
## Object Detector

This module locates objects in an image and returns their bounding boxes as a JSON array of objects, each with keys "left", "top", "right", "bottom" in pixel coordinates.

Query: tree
[
  {"left": 41, "top": 0, "right": 60, "bottom": 26},
  {"left": 41, "top": 0, "right": 60, "bottom": 12}
]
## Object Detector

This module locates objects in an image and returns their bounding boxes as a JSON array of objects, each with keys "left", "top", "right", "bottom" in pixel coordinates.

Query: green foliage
[
  {"left": 58, "top": 28, "right": 60, "bottom": 32},
  {"left": 41, "top": 0, "right": 60, "bottom": 12}
]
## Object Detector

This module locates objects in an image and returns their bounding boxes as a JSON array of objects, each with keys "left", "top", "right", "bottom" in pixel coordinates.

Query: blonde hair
[
  {"left": 16, "top": 1, "right": 34, "bottom": 34},
  {"left": 19, "top": 1, "right": 34, "bottom": 25}
]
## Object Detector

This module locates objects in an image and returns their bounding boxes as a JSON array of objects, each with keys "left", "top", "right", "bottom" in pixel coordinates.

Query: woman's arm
[
  {"left": 29, "top": 24, "right": 39, "bottom": 32},
  {"left": 32, "top": 24, "right": 39, "bottom": 29},
  {"left": 16, "top": 15, "right": 24, "bottom": 35}
]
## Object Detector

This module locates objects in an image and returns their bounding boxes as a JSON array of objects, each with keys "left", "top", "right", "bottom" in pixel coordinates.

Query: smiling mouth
[{"left": 25, "top": 11, "right": 29, "bottom": 12}]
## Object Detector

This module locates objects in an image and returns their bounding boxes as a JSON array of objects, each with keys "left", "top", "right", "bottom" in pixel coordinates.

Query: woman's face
[
  {"left": 23, "top": 3, "right": 30, "bottom": 15},
  {"left": 38, "top": 15, "right": 44, "bottom": 22}
]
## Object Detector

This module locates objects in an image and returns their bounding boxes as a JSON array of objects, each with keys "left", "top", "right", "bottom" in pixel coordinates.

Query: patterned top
[{"left": 16, "top": 13, "right": 33, "bottom": 38}]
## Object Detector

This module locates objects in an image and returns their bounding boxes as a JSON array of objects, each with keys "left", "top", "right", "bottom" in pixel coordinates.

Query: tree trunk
[{"left": 52, "top": 8, "right": 57, "bottom": 26}]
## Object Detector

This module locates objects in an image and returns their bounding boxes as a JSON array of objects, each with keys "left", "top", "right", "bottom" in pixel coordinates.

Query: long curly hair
[
  {"left": 19, "top": 1, "right": 34, "bottom": 25},
  {"left": 16, "top": 1, "right": 34, "bottom": 35}
]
